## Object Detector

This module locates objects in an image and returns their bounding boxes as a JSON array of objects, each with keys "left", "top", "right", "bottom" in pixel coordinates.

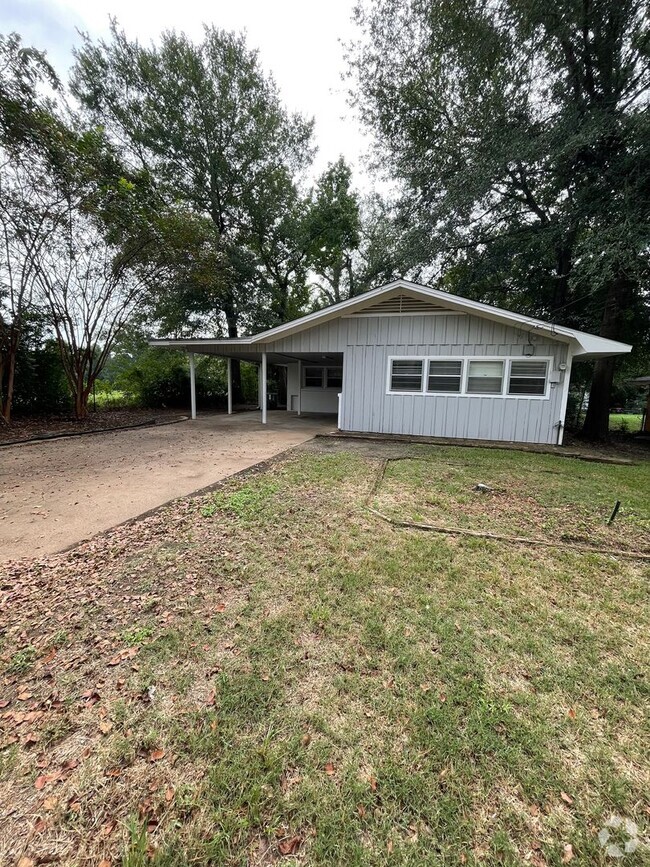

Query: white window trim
[{"left": 386, "top": 356, "right": 553, "bottom": 400}]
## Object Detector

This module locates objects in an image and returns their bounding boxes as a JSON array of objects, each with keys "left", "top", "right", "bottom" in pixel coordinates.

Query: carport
[{"left": 148, "top": 338, "right": 343, "bottom": 424}]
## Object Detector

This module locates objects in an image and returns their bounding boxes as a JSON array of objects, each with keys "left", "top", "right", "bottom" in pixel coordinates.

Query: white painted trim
[
  {"left": 297, "top": 359, "right": 302, "bottom": 416},
  {"left": 556, "top": 348, "right": 573, "bottom": 445},
  {"left": 261, "top": 352, "right": 267, "bottom": 424},
  {"left": 227, "top": 357, "right": 233, "bottom": 415},
  {"left": 342, "top": 311, "right": 464, "bottom": 319},
  {"left": 188, "top": 352, "right": 197, "bottom": 420},
  {"left": 386, "top": 355, "right": 554, "bottom": 400}
]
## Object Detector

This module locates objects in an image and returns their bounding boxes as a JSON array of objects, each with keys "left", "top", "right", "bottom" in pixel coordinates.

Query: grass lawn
[
  {"left": 609, "top": 413, "right": 643, "bottom": 433},
  {"left": 1, "top": 440, "right": 649, "bottom": 866}
]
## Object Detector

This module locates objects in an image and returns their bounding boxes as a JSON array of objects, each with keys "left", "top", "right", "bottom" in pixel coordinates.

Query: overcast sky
[{"left": 2, "top": 0, "right": 374, "bottom": 187}]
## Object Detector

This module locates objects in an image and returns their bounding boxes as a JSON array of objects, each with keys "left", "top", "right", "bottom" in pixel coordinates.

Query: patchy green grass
[
  {"left": 609, "top": 413, "right": 643, "bottom": 433},
  {"left": 1, "top": 442, "right": 649, "bottom": 866}
]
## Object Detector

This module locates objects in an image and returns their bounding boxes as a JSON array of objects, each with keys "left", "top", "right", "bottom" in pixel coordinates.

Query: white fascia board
[
  {"left": 148, "top": 337, "right": 254, "bottom": 347},
  {"left": 568, "top": 334, "right": 632, "bottom": 358}
]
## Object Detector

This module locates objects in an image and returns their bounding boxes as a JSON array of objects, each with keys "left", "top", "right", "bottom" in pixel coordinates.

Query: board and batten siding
[{"left": 269, "top": 313, "right": 570, "bottom": 444}]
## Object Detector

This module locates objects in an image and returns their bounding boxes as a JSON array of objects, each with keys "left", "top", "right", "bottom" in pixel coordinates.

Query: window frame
[
  {"left": 302, "top": 365, "right": 343, "bottom": 390},
  {"left": 465, "top": 359, "right": 506, "bottom": 396},
  {"left": 386, "top": 355, "right": 553, "bottom": 399},
  {"left": 427, "top": 358, "right": 464, "bottom": 394},
  {"left": 507, "top": 359, "right": 549, "bottom": 397}
]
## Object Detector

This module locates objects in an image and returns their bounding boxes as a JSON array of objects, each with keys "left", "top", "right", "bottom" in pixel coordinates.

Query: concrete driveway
[{"left": 0, "top": 411, "right": 335, "bottom": 562}]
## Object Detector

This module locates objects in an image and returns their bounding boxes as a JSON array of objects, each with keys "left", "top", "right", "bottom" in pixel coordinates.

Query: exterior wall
[
  {"left": 267, "top": 314, "right": 570, "bottom": 444},
  {"left": 286, "top": 363, "right": 340, "bottom": 414}
]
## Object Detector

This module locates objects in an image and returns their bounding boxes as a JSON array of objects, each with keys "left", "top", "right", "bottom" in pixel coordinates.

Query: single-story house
[{"left": 149, "top": 279, "right": 631, "bottom": 445}]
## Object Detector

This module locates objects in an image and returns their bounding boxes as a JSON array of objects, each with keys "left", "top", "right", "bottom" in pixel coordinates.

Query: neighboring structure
[{"left": 149, "top": 279, "right": 631, "bottom": 445}]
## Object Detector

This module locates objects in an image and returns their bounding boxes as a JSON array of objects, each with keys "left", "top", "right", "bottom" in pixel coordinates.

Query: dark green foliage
[
  {"left": 350, "top": 0, "right": 650, "bottom": 439},
  {"left": 112, "top": 348, "right": 258, "bottom": 410},
  {"left": 12, "top": 338, "right": 70, "bottom": 414},
  {"left": 306, "top": 157, "right": 361, "bottom": 304},
  {"left": 71, "top": 24, "right": 315, "bottom": 344}
]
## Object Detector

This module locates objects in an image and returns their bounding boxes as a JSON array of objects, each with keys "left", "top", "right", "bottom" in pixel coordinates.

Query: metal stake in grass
[{"left": 607, "top": 500, "right": 621, "bottom": 525}]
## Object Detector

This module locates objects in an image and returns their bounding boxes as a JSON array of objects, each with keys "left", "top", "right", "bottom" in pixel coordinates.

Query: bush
[
  {"left": 113, "top": 348, "right": 232, "bottom": 409},
  {"left": 12, "top": 338, "right": 71, "bottom": 414}
]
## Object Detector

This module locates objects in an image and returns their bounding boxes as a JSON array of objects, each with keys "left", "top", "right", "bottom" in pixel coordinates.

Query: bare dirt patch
[
  {"left": 0, "top": 411, "right": 336, "bottom": 561},
  {"left": 0, "top": 408, "right": 181, "bottom": 445}
]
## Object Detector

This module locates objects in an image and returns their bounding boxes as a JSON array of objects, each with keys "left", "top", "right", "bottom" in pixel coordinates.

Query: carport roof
[{"left": 148, "top": 279, "right": 633, "bottom": 360}]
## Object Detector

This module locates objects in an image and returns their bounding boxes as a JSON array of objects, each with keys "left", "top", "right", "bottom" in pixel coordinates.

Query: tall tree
[
  {"left": 306, "top": 157, "right": 361, "bottom": 305},
  {"left": 350, "top": 0, "right": 650, "bottom": 439},
  {"left": 71, "top": 23, "right": 314, "bottom": 398},
  {"left": 0, "top": 33, "right": 62, "bottom": 422}
]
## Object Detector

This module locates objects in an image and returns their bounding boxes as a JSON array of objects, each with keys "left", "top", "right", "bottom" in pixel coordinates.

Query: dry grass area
[{"left": 0, "top": 439, "right": 649, "bottom": 866}]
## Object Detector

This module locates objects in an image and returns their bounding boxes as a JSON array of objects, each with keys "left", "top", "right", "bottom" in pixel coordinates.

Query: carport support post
[
  {"left": 297, "top": 360, "right": 302, "bottom": 416},
  {"left": 189, "top": 352, "right": 197, "bottom": 420},
  {"left": 261, "top": 351, "right": 268, "bottom": 425},
  {"left": 227, "top": 357, "right": 233, "bottom": 415}
]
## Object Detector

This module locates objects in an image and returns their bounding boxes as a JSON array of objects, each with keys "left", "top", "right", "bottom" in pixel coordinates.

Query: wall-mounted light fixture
[
  {"left": 523, "top": 344, "right": 535, "bottom": 357},
  {"left": 558, "top": 362, "right": 567, "bottom": 371}
]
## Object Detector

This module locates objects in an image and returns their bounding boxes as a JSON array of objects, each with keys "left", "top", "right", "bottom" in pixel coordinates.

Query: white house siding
[{"left": 268, "top": 313, "right": 570, "bottom": 444}]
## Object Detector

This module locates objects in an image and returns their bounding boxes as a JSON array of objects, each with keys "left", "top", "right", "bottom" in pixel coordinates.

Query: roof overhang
[{"left": 148, "top": 279, "right": 632, "bottom": 360}]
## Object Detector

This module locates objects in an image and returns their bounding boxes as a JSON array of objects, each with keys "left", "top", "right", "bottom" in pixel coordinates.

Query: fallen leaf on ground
[
  {"left": 18, "top": 858, "right": 35, "bottom": 867},
  {"left": 568, "top": 708, "right": 576, "bottom": 720},
  {"left": 149, "top": 748, "right": 165, "bottom": 761},
  {"left": 278, "top": 836, "right": 301, "bottom": 855},
  {"left": 165, "top": 786, "right": 174, "bottom": 803},
  {"left": 560, "top": 791, "right": 574, "bottom": 805},
  {"left": 324, "top": 762, "right": 335, "bottom": 776},
  {"left": 562, "top": 843, "right": 574, "bottom": 862},
  {"left": 99, "top": 720, "right": 113, "bottom": 735}
]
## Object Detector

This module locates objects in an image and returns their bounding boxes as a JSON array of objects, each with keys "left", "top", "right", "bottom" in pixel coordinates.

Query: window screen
[
  {"left": 390, "top": 359, "right": 423, "bottom": 392},
  {"left": 467, "top": 360, "right": 504, "bottom": 394},
  {"left": 427, "top": 360, "right": 462, "bottom": 393},
  {"left": 304, "top": 367, "right": 324, "bottom": 387},
  {"left": 508, "top": 360, "right": 548, "bottom": 395},
  {"left": 326, "top": 367, "right": 343, "bottom": 388}
]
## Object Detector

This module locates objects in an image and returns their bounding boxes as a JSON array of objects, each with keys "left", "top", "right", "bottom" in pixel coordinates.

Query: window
[
  {"left": 303, "top": 366, "right": 343, "bottom": 388},
  {"left": 304, "top": 367, "right": 324, "bottom": 387},
  {"left": 428, "top": 360, "right": 463, "bottom": 393},
  {"left": 387, "top": 356, "right": 552, "bottom": 399},
  {"left": 508, "top": 360, "right": 548, "bottom": 396},
  {"left": 326, "top": 367, "right": 343, "bottom": 388},
  {"left": 390, "top": 359, "right": 423, "bottom": 392},
  {"left": 467, "top": 360, "right": 504, "bottom": 394}
]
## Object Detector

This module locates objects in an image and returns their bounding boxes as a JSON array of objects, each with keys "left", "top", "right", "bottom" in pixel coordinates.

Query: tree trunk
[
  {"left": 73, "top": 379, "right": 89, "bottom": 420},
  {"left": 581, "top": 275, "right": 631, "bottom": 441},
  {"left": 581, "top": 357, "right": 615, "bottom": 441},
  {"left": 0, "top": 328, "right": 20, "bottom": 424}
]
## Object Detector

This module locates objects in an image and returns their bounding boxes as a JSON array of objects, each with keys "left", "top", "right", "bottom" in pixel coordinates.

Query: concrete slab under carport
[{"left": 0, "top": 411, "right": 336, "bottom": 562}]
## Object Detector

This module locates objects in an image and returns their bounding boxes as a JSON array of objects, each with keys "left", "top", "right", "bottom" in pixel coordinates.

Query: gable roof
[
  {"left": 248, "top": 280, "right": 631, "bottom": 359},
  {"left": 150, "top": 280, "right": 632, "bottom": 359}
]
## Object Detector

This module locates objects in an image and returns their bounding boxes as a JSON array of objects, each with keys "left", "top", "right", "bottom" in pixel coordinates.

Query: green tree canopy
[{"left": 350, "top": 0, "right": 650, "bottom": 439}]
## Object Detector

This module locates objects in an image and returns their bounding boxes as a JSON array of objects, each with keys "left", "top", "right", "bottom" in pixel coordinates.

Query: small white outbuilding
[{"left": 150, "top": 279, "right": 631, "bottom": 445}]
